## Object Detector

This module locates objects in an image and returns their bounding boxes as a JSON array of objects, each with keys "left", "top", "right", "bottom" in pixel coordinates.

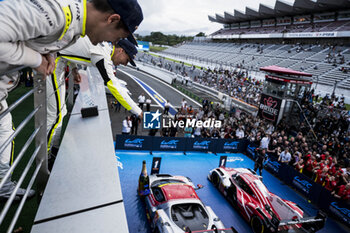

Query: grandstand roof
[
  {"left": 245, "top": 7, "right": 260, "bottom": 18},
  {"left": 224, "top": 12, "right": 237, "bottom": 21},
  {"left": 234, "top": 9, "right": 247, "bottom": 20},
  {"left": 260, "top": 65, "right": 313, "bottom": 77},
  {"left": 275, "top": 0, "right": 294, "bottom": 15},
  {"left": 209, "top": 0, "right": 350, "bottom": 24}
]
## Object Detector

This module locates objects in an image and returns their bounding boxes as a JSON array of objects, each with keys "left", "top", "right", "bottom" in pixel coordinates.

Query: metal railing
[{"left": 0, "top": 68, "right": 74, "bottom": 232}]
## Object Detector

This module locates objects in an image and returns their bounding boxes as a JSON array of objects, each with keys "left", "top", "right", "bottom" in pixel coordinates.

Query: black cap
[
  {"left": 118, "top": 39, "right": 138, "bottom": 66},
  {"left": 107, "top": 0, "right": 143, "bottom": 45}
]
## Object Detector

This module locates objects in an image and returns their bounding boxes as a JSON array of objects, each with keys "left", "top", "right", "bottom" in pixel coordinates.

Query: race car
[
  {"left": 142, "top": 174, "right": 227, "bottom": 233},
  {"left": 208, "top": 167, "right": 326, "bottom": 233}
]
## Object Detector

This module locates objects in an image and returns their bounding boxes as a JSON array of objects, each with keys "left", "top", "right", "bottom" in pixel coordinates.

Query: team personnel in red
[
  {"left": 324, "top": 176, "right": 338, "bottom": 192},
  {"left": 314, "top": 167, "right": 328, "bottom": 185},
  {"left": 332, "top": 183, "right": 350, "bottom": 201}
]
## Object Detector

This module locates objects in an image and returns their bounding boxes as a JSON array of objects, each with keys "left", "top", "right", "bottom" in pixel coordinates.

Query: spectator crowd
[
  {"left": 132, "top": 53, "right": 350, "bottom": 201},
  {"left": 154, "top": 90, "right": 350, "bottom": 201},
  {"left": 194, "top": 67, "right": 263, "bottom": 106},
  {"left": 137, "top": 53, "right": 264, "bottom": 106}
]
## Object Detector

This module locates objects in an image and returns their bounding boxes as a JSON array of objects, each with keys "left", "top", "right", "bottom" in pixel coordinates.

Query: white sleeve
[
  {"left": 0, "top": 0, "right": 63, "bottom": 67},
  {"left": 91, "top": 45, "right": 142, "bottom": 116},
  {"left": 0, "top": 42, "right": 42, "bottom": 68},
  {"left": 122, "top": 120, "right": 128, "bottom": 128}
]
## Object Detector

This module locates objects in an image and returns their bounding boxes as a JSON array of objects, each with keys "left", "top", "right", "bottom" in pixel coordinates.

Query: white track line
[
  {"left": 123, "top": 66, "right": 202, "bottom": 107},
  {"left": 118, "top": 69, "right": 163, "bottom": 109}
]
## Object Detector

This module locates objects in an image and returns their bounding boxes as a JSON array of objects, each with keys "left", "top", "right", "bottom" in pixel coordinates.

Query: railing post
[
  {"left": 33, "top": 74, "right": 49, "bottom": 197},
  {"left": 68, "top": 73, "right": 74, "bottom": 107}
]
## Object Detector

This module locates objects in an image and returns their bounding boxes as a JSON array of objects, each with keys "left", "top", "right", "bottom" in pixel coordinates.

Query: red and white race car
[
  {"left": 208, "top": 167, "right": 326, "bottom": 233},
  {"left": 142, "top": 174, "right": 229, "bottom": 233}
]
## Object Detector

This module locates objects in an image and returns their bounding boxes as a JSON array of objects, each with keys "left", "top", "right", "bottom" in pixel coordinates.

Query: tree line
[{"left": 135, "top": 31, "right": 204, "bottom": 46}]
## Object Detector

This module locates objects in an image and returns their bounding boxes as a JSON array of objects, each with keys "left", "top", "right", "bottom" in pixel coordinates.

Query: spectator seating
[{"left": 162, "top": 41, "right": 350, "bottom": 89}]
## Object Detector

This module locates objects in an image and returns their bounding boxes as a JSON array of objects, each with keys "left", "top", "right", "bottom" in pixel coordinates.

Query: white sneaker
[{"left": 0, "top": 180, "right": 35, "bottom": 201}]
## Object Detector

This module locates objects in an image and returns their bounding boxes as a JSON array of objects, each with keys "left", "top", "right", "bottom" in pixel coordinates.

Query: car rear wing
[
  {"left": 185, "top": 226, "right": 238, "bottom": 233},
  {"left": 273, "top": 211, "right": 327, "bottom": 232}
]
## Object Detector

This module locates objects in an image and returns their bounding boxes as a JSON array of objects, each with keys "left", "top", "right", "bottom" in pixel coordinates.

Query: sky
[{"left": 137, "top": 0, "right": 295, "bottom": 36}]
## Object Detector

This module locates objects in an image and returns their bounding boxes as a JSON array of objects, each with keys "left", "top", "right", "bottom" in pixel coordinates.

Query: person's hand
[
  {"left": 34, "top": 55, "right": 50, "bottom": 76},
  {"left": 72, "top": 68, "right": 81, "bottom": 83},
  {"left": 44, "top": 54, "right": 56, "bottom": 75},
  {"left": 34, "top": 54, "right": 55, "bottom": 76}
]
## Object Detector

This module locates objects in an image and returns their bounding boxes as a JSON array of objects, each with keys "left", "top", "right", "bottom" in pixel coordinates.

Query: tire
[
  {"left": 227, "top": 186, "right": 237, "bottom": 206},
  {"left": 211, "top": 172, "right": 220, "bottom": 187},
  {"left": 250, "top": 216, "right": 265, "bottom": 233},
  {"left": 152, "top": 227, "right": 160, "bottom": 233}
]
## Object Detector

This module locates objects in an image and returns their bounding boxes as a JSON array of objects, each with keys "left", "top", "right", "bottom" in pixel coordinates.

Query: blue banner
[
  {"left": 264, "top": 155, "right": 281, "bottom": 175},
  {"left": 185, "top": 138, "right": 218, "bottom": 152},
  {"left": 115, "top": 135, "right": 245, "bottom": 154},
  {"left": 152, "top": 137, "right": 186, "bottom": 151},
  {"left": 328, "top": 200, "right": 350, "bottom": 227},
  {"left": 215, "top": 139, "right": 246, "bottom": 153},
  {"left": 115, "top": 135, "right": 153, "bottom": 151},
  {"left": 246, "top": 143, "right": 258, "bottom": 159},
  {"left": 318, "top": 188, "right": 350, "bottom": 227},
  {"left": 137, "top": 40, "right": 150, "bottom": 51}
]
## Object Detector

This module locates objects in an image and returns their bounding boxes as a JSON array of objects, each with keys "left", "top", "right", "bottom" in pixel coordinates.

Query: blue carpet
[{"left": 116, "top": 150, "right": 348, "bottom": 233}]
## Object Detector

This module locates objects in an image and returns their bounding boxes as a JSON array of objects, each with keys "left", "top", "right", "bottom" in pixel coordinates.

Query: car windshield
[
  {"left": 151, "top": 179, "right": 185, "bottom": 188},
  {"left": 235, "top": 175, "right": 255, "bottom": 197},
  {"left": 171, "top": 203, "right": 209, "bottom": 232}
]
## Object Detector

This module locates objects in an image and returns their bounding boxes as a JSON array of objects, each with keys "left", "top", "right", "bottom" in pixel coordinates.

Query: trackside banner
[
  {"left": 152, "top": 137, "right": 186, "bottom": 151},
  {"left": 115, "top": 135, "right": 248, "bottom": 154},
  {"left": 258, "top": 94, "right": 282, "bottom": 125},
  {"left": 119, "top": 135, "right": 152, "bottom": 150}
]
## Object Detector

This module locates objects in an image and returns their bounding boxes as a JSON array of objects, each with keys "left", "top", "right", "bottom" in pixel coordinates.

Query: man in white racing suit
[
  {"left": 47, "top": 37, "right": 141, "bottom": 156},
  {"left": 0, "top": 0, "right": 143, "bottom": 200}
]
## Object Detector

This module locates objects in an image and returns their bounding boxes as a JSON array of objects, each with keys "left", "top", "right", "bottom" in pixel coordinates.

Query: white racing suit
[
  {"left": 47, "top": 36, "right": 141, "bottom": 150},
  {"left": 0, "top": 0, "right": 87, "bottom": 183}
]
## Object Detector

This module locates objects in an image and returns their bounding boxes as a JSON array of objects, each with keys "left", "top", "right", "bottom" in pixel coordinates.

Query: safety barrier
[
  {"left": 0, "top": 67, "right": 74, "bottom": 232},
  {"left": 115, "top": 134, "right": 249, "bottom": 154},
  {"left": 31, "top": 67, "right": 129, "bottom": 233},
  {"left": 246, "top": 143, "right": 350, "bottom": 227}
]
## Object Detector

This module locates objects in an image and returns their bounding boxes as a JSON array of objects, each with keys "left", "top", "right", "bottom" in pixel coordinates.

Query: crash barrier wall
[
  {"left": 31, "top": 67, "right": 129, "bottom": 233},
  {"left": 115, "top": 134, "right": 249, "bottom": 154},
  {"left": 246, "top": 143, "right": 350, "bottom": 227},
  {"left": 137, "top": 62, "right": 174, "bottom": 84},
  {"left": 0, "top": 66, "right": 73, "bottom": 232}
]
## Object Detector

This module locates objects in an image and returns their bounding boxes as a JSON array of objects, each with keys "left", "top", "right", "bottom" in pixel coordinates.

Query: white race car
[{"left": 142, "top": 174, "right": 229, "bottom": 233}]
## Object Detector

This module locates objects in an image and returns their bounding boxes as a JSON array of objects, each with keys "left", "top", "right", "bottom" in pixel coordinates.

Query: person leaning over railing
[
  {"left": 0, "top": 0, "right": 143, "bottom": 200},
  {"left": 47, "top": 37, "right": 142, "bottom": 162}
]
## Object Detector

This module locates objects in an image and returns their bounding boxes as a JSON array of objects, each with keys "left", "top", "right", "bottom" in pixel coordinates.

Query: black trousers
[
  {"left": 131, "top": 124, "right": 138, "bottom": 135},
  {"left": 139, "top": 103, "right": 144, "bottom": 110},
  {"left": 254, "top": 162, "right": 263, "bottom": 176},
  {"left": 164, "top": 107, "right": 169, "bottom": 115}
]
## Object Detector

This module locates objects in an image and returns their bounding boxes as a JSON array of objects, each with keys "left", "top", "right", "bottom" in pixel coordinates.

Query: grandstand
[{"left": 161, "top": 0, "right": 350, "bottom": 90}]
